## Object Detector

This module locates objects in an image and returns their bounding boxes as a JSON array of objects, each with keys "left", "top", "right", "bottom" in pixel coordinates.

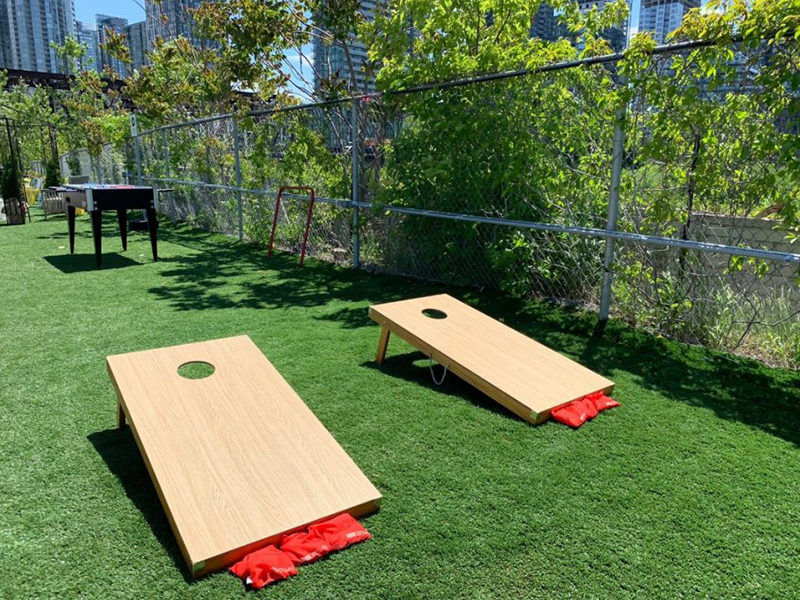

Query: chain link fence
[{"left": 128, "top": 39, "right": 800, "bottom": 368}]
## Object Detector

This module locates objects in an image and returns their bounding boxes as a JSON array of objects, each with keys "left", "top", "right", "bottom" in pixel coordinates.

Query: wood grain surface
[
  {"left": 369, "top": 294, "right": 614, "bottom": 424},
  {"left": 107, "top": 335, "right": 381, "bottom": 577}
]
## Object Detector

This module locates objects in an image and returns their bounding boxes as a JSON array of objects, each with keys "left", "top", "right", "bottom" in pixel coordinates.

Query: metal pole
[
  {"left": 161, "top": 128, "right": 175, "bottom": 222},
  {"left": 599, "top": 108, "right": 626, "bottom": 322},
  {"left": 131, "top": 114, "right": 142, "bottom": 186},
  {"left": 351, "top": 99, "right": 361, "bottom": 268},
  {"left": 232, "top": 119, "right": 244, "bottom": 241}
]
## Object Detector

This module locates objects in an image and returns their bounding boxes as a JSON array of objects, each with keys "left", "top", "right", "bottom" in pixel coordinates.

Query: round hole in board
[
  {"left": 178, "top": 361, "right": 215, "bottom": 380},
  {"left": 422, "top": 308, "right": 447, "bottom": 320}
]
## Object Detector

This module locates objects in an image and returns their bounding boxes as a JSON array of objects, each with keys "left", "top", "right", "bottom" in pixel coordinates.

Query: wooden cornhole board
[
  {"left": 369, "top": 294, "right": 614, "bottom": 424},
  {"left": 107, "top": 335, "right": 381, "bottom": 578}
]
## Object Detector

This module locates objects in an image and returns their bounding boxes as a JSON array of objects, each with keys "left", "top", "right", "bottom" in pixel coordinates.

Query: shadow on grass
[
  {"left": 37, "top": 228, "right": 121, "bottom": 241},
  {"left": 148, "top": 225, "right": 441, "bottom": 314},
  {"left": 464, "top": 291, "right": 800, "bottom": 446},
  {"left": 38, "top": 215, "right": 67, "bottom": 223},
  {"left": 44, "top": 253, "right": 141, "bottom": 272},
  {"left": 148, "top": 223, "right": 800, "bottom": 447},
  {"left": 87, "top": 428, "right": 195, "bottom": 584},
  {"left": 361, "top": 351, "right": 520, "bottom": 421},
  {"left": 36, "top": 212, "right": 153, "bottom": 239}
]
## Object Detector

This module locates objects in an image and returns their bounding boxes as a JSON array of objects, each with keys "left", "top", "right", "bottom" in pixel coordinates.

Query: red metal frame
[{"left": 267, "top": 186, "right": 316, "bottom": 267}]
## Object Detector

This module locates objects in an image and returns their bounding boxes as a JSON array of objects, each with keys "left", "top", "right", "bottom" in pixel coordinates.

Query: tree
[
  {"left": 357, "top": 0, "right": 627, "bottom": 291},
  {"left": 44, "top": 156, "right": 61, "bottom": 188}
]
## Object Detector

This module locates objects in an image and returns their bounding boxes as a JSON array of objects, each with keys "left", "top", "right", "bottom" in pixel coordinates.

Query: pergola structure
[{"left": 2, "top": 68, "right": 126, "bottom": 93}]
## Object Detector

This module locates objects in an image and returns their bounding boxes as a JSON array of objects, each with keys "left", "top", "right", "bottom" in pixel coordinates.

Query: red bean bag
[
  {"left": 309, "top": 513, "right": 372, "bottom": 552},
  {"left": 551, "top": 402, "right": 585, "bottom": 427},
  {"left": 230, "top": 513, "right": 372, "bottom": 588},
  {"left": 280, "top": 527, "right": 332, "bottom": 565},
  {"left": 229, "top": 545, "right": 297, "bottom": 589},
  {"left": 589, "top": 392, "right": 620, "bottom": 411},
  {"left": 551, "top": 392, "right": 620, "bottom": 428}
]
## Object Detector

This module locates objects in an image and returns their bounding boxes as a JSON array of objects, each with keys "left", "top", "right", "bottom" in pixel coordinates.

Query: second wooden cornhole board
[
  {"left": 369, "top": 294, "right": 614, "bottom": 424},
  {"left": 107, "top": 335, "right": 381, "bottom": 577}
]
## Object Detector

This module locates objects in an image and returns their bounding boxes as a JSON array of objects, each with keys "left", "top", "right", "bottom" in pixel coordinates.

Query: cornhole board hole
[
  {"left": 369, "top": 294, "right": 614, "bottom": 424},
  {"left": 107, "top": 335, "right": 381, "bottom": 578}
]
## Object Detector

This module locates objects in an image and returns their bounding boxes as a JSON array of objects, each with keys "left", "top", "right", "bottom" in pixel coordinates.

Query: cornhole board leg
[
  {"left": 369, "top": 294, "right": 614, "bottom": 425},
  {"left": 375, "top": 327, "right": 391, "bottom": 365},
  {"left": 117, "top": 399, "right": 126, "bottom": 429}
]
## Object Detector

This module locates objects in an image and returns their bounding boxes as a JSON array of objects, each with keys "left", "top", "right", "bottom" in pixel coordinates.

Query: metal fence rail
[{"left": 116, "top": 37, "right": 800, "bottom": 368}]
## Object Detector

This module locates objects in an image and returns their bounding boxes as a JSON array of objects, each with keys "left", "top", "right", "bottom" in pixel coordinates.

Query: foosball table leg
[
  {"left": 67, "top": 205, "right": 76, "bottom": 254},
  {"left": 146, "top": 208, "right": 158, "bottom": 262},
  {"left": 91, "top": 210, "right": 103, "bottom": 267},
  {"left": 117, "top": 209, "right": 128, "bottom": 251}
]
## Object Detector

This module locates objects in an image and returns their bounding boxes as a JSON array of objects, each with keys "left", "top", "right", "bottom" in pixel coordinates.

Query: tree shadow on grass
[
  {"left": 462, "top": 290, "right": 800, "bottom": 446},
  {"left": 38, "top": 228, "right": 134, "bottom": 241},
  {"left": 87, "top": 428, "right": 195, "bottom": 584},
  {"left": 149, "top": 223, "right": 800, "bottom": 446},
  {"left": 579, "top": 320, "right": 800, "bottom": 446},
  {"left": 37, "top": 215, "right": 67, "bottom": 225},
  {"left": 148, "top": 225, "right": 441, "bottom": 313}
]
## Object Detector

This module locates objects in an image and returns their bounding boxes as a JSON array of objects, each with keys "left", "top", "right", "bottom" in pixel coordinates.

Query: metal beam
[
  {"left": 349, "top": 201, "right": 800, "bottom": 265},
  {"left": 140, "top": 171, "right": 800, "bottom": 265}
]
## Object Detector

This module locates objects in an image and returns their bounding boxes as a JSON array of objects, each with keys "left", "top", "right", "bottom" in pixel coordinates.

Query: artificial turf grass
[{"left": 1, "top": 210, "right": 800, "bottom": 599}]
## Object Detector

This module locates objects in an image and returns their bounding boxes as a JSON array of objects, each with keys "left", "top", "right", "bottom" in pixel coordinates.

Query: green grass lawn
[{"left": 2, "top": 211, "right": 800, "bottom": 599}]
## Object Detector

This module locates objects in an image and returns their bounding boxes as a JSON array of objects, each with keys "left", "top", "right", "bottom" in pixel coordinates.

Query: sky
[
  {"left": 71, "top": 0, "right": 643, "bottom": 99},
  {"left": 76, "top": 0, "right": 646, "bottom": 31},
  {"left": 74, "top": 0, "right": 145, "bottom": 25}
]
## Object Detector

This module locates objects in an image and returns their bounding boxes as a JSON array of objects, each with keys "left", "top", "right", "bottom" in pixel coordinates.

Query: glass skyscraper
[
  {"left": 638, "top": 0, "right": 700, "bottom": 45},
  {"left": 0, "top": 0, "right": 76, "bottom": 73}
]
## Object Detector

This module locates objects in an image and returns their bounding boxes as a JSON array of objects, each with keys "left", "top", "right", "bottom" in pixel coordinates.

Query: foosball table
[{"left": 63, "top": 184, "right": 158, "bottom": 268}]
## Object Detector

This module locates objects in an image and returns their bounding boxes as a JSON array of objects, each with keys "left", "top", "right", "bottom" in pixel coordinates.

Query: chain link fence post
[
  {"left": 161, "top": 128, "right": 176, "bottom": 223},
  {"left": 351, "top": 99, "right": 361, "bottom": 268},
  {"left": 599, "top": 107, "right": 626, "bottom": 322},
  {"left": 131, "top": 114, "right": 143, "bottom": 186},
  {"left": 232, "top": 118, "right": 244, "bottom": 241}
]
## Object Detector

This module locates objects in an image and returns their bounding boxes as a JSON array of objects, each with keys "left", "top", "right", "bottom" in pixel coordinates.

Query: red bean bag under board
[
  {"left": 551, "top": 392, "right": 620, "bottom": 428},
  {"left": 551, "top": 402, "right": 585, "bottom": 427},
  {"left": 280, "top": 527, "right": 332, "bottom": 565},
  {"left": 230, "top": 513, "right": 372, "bottom": 588},
  {"left": 308, "top": 513, "right": 372, "bottom": 552},
  {"left": 229, "top": 545, "right": 297, "bottom": 589},
  {"left": 588, "top": 392, "right": 620, "bottom": 412}
]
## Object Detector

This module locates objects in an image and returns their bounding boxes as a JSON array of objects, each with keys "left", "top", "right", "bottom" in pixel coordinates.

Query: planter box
[{"left": 2, "top": 198, "right": 27, "bottom": 225}]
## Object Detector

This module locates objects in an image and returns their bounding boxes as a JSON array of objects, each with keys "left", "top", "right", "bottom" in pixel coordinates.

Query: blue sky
[
  {"left": 73, "top": 0, "right": 642, "bottom": 99},
  {"left": 75, "top": 0, "right": 655, "bottom": 37},
  {"left": 74, "top": 0, "right": 145, "bottom": 25},
  {"left": 77, "top": 0, "right": 645, "bottom": 31}
]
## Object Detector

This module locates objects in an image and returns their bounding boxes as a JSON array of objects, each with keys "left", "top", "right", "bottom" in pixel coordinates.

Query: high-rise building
[
  {"left": 0, "top": 0, "right": 76, "bottom": 73},
  {"left": 530, "top": 2, "right": 560, "bottom": 42},
  {"left": 126, "top": 21, "right": 148, "bottom": 72},
  {"left": 638, "top": 0, "right": 700, "bottom": 45},
  {"left": 0, "top": 3, "right": 12, "bottom": 69},
  {"left": 96, "top": 14, "right": 129, "bottom": 77},
  {"left": 145, "top": 0, "right": 209, "bottom": 49},
  {"left": 313, "top": 1, "right": 382, "bottom": 95},
  {"left": 74, "top": 21, "right": 99, "bottom": 72}
]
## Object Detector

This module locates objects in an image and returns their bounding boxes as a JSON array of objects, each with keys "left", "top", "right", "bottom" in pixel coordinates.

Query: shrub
[
  {"left": 44, "top": 157, "right": 61, "bottom": 188},
  {"left": 1, "top": 157, "right": 21, "bottom": 201}
]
